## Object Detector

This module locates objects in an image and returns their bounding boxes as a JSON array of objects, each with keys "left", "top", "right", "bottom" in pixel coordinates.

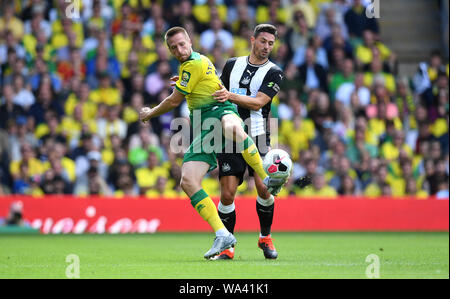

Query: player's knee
[
  {"left": 222, "top": 122, "right": 235, "bottom": 136},
  {"left": 257, "top": 185, "right": 271, "bottom": 200},
  {"left": 222, "top": 117, "right": 240, "bottom": 135},
  {"left": 180, "top": 175, "right": 198, "bottom": 194},
  {"left": 220, "top": 189, "right": 236, "bottom": 206}
]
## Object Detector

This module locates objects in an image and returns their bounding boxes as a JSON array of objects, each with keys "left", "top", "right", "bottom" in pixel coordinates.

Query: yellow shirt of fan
[{"left": 174, "top": 52, "right": 222, "bottom": 111}]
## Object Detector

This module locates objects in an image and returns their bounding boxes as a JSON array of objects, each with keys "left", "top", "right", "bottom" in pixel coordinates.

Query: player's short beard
[{"left": 252, "top": 47, "right": 268, "bottom": 63}]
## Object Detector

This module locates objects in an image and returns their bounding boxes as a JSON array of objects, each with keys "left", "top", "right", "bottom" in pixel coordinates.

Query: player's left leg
[
  {"left": 254, "top": 173, "right": 278, "bottom": 259},
  {"left": 180, "top": 161, "right": 236, "bottom": 258},
  {"left": 181, "top": 161, "right": 226, "bottom": 234}
]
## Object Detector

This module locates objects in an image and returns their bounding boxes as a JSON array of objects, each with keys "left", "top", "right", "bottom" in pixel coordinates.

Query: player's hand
[
  {"left": 170, "top": 76, "right": 179, "bottom": 87},
  {"left": 140, "top": 107, "right": 153, "bottom": 123},
  {"left": 213, "top": 83, "right": 230, "bottom": 103}
]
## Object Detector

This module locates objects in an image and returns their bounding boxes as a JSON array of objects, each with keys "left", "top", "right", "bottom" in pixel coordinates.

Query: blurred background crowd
[{"left": 0, "top": 0, "right": 448, "bottom": 199}]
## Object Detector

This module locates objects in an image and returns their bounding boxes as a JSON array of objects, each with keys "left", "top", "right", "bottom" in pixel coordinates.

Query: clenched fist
[{"left": 140, "top": 107, "right": 152, "bottom": 123}]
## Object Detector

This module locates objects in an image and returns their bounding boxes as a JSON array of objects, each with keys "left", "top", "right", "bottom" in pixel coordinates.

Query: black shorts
[{"left": 218, "top": 135, "right": 270, "bottom": 185}]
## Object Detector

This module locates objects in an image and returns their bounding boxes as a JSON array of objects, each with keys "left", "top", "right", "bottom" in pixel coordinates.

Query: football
[{"left": 263, "top": 149, "right": 293, "bottom": 179}]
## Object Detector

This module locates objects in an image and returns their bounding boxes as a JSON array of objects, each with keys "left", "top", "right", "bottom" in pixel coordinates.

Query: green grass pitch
[{"left": 0, "top": 232, "right": 448, "bottom": 279}]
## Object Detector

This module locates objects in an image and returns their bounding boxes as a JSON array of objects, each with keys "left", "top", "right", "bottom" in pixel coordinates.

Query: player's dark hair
[
  {"left": 253, "top": 24, "right": 278, "bottom": 39},
  {"left": 164, "top": 26, "right": 189, "bottom": 45}
]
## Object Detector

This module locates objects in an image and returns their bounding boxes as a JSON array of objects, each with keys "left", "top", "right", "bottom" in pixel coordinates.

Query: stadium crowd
[{"left": 0, "top": 0, "right": 448, "bottom": 198}]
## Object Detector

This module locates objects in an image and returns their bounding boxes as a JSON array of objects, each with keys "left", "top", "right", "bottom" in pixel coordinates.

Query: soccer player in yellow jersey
[{"left": 139, "top": 27, "right": 285, "bottom": 259}]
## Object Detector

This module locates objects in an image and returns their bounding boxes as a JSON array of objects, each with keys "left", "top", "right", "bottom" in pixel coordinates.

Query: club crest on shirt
[
  {"left": 180, "top": 71, "right": 191, "bottom": 87},
  {"left": 241, "top": 76, "right": 251, "bottom": 85}
]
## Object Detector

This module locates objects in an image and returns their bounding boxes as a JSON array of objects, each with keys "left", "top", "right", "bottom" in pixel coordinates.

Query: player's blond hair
[{"left": 164, "top": 27, "right": 190, "bottom": 46}]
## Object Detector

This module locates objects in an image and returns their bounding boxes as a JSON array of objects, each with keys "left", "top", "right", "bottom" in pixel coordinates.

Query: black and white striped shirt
[{"left": 220, "top": 56, "right": 283, "bottom": 149}]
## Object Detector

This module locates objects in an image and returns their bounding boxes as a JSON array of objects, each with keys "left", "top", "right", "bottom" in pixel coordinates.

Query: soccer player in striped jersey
[{"left": 212, "top": 24, "right": 310, "bottom": 260}]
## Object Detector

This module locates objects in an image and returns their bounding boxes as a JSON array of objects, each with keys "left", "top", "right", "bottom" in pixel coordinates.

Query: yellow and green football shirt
[{"left": 174, "top": 52, "right": 222, "bottom": 111}]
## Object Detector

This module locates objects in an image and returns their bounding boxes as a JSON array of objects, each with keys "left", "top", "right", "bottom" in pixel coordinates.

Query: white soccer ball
[{"left": 263, "top": 149, "right": 293, "bottom": 179}]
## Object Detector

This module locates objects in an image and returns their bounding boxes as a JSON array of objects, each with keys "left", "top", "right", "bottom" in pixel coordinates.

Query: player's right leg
[
  {"left": 180, "top": 161, "right": 236, "bottom": 259},
  {"left": 210, "top": 175, "right": 241, "bottom": 260},
  {"left": 253, "top": 174, "right": 278, "bottom": 259},
  {"left": 221, "top": 113, "right": 267, "bottom": 181},
  {"left": 211, "top": 152, "right": 246, "bottom": 260}
]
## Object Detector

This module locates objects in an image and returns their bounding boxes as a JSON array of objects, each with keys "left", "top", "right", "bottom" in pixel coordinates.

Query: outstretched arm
[
  {"left": 213, "top": 83, "right": 271, "bottom": 111},
  {"left": 140, "top": 88, "right": 185, "bottom": 122}
]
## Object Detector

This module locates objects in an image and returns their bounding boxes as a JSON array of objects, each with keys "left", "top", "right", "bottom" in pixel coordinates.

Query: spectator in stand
[
  {"left": 315, "top": 6, "right": 348, "bottom": 42},
  {"left": 0, "top": 173, "right": 11, "bottom": 195},
  {"left": 322, "top": 24, "right": 353, "bottom": 65},
  {"left": 114, "top": 174, "right": 139, "bottom": 197},
  {"left": 75, "top": 166, "right": 112, "bottom": 196},
  {"left": 329, "top": 57, "right": 355, "bottom": 101},
  {"left": 8, "top": 116, "right": 38, "bottom": 162},
  {"left": 299, "top": 172, "right": 338, "bottom": 197},
  {"left": 343, "top": 0, "right": 379, "bottom": 41},
  {"left": 171, "top": 0, "right": 203, "bottom": 34},
  {"left": 96, "top": 104, "right": 127, "bottom": 141},
  {"left": 338, "top": 174, "right": 360, "bottom": 196},
  {"left": 293, "top": 35, "right": 329, "bottom": 70},
  {"left": 308, "top": 92, "right": 336, "bottom": 134},
  {"left": 364, "top": 161, "right": 389, "bottom": 197},
  {"left": 122, "top": 73, "right": 153, "bottom": 106},
  {"left": 9, "top": 142, "right": 45, "bottom": 182},
  {"left": 85, "top": 36, "right": 120, "bottom": 87},
  {"left": 108, "top": 158, "right": 136, "bottom": 192},
  {"left": 0, "top": 4, "right": 25, "bottom": 40},
  {"left": 355, "top": 30, "right": 395, "bottom": 72},
  {"left": 135, "top": 150, "right": 169, "bottom": 195},
  {"left": 413, "top": 50, "right": 448, "bottom": 95},
  {"left": 435, "top": 179, "right": 449, "bottom": 199},
  {"left": 283, "top": 0, "right": 316, "bottom": 29},
  {"left": 346, "top": 122, "right": 378, "bottom": 166},
  {"left": 89, "top": 72, "right": 121, "bottom": 106},
  {"left": 12, "top": 74, "right": 35, "bottom": 111},
  {"left": 328, "top": 156, "right": 360, "bottom": 192},
  {"left": 145, "top": 60, "right": 172, "bottom": 99},
  {"left": 335, "top": 71, "right": 371, "bottom": 111},
  {"left": 40, "top": 168, "right": 69, "bottom": 195},
  {"left": 279, "top": 96, "right": 316, "bottom": 162},
  {"left": 295, "top": 158, "right": 319, "bottom": 191},
  {"left": 380, "top": 129, "right": 413, "bottom": 162},
  {"left": 199, "top": 15, "right": 234, "bottom": 55},
  {"left": 2, "top": 57, "right": 30, "bottom": 86},
  {"left": 380, "top": 182, "right": 392, "bottom": 196},
  {"left": 285, "top": 10, "right": 313, "bottom": 60},
  {"left": 0, "top": 84, "right": 25, "bottom": 129},
  {"left": 228, "top": 0, "right": 255, "bottom": 36},
  {"left": 404, "top": 177, "right": 428, "bottom": 198},
  {"left": 29, "top": 57, "right": 62, "bottom": 93},
  {"left": 426, "top": 158, "right": 449, "bottom": 195},
  {"left": 298, "top": 47, "right": 329, "bottom": 95},
  {"left": 39, "top": 113, "right": 67, "bottom": 145},
  {"left": 421, "top": 71, "right": 449, "bottom": 121},
  {"left": 145, "top": 176, "right": 180, "bottom": 198},
  {"left": 364, "top": 57, "right": 396, "bottom": 95},
  {"left": 192, "top": 0, "right": 228, "bottom": 29}
]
